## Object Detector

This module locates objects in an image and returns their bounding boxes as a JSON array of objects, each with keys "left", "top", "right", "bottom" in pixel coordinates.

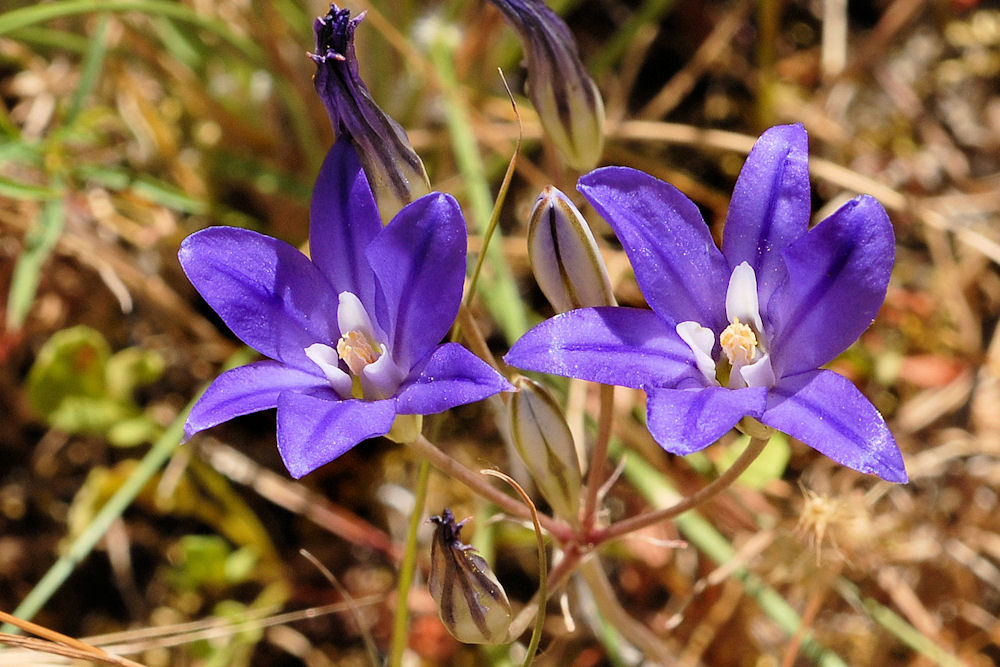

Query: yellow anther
[
  {"left": 336, "top": 330, "right": 380, "bottom": 377},
  {"left": 719, "top": 317, "right": 758, "bottom": 366}
]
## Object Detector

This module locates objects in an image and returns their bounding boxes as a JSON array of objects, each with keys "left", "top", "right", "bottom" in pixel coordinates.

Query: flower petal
[
  {"left": 185, "top": 361, "right": 327, "bottom": 439},
  {"left": 645, "top": 385, "right": 767, "bottom": 456},
  {"left": 178, "top": 227, "right": 338, "bottom": 370},
  {"left": 578, "top": 167, "right": 729, "bottom": 329},
  {"left": 276, "top": 391, "right": 397, "bottom": 478},
  {"left": 395, "top": 343, "right": 514, "bottom": 415},
  {"left": 768, "top": 195, "right": 894, "bottom": 376},
  {"left": 721, "top": 123, "right": 810, "bottom": 304},
  {"left": 675, "top": 321, "right": 717, "bottom": 385},
  {"left": 308, "top": 138, "right": 381, "bottom": 310},
  {"left": 505, "top": 306, "right": 702, "bottom": 389},
  {"left": 761, "top": 369, "right": 906, "bottom": 482},
  {"left": 366, "top": 192, "right": 466, "bottom": 369}
]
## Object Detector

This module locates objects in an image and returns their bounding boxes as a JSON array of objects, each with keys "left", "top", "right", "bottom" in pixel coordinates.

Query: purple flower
[
  {"left": 180, "top": 139, "right": 513, "bottom": 478},
  {"left": 312, "top": 5, "right": 430, "bottom": 219},
  {"left": 505, "top": 124, "right": 906, "bottom": 483}
]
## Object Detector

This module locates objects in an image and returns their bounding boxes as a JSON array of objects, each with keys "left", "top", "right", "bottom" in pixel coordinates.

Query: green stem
[{"left": 387, "top": 458, "right": 431, "bottom": 667}]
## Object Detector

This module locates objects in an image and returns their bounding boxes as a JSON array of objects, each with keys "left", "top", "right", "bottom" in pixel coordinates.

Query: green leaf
[
  {"left": 27, "top": 326, "right": 110, "bottom": 418},
  {"left": 106, "top": 346, "right": 165, "bottom": 400}
]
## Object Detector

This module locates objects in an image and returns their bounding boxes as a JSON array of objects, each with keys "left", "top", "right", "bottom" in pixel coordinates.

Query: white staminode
[
  {"left": 305, "top": 291, "right": 407, "bottom": 400},
  {"left": 676, "top": 262, "right": 776, "bottom": 389}
]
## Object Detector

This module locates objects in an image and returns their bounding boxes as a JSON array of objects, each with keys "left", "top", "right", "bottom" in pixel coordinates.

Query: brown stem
[
  {"left": 594, "top": 436, "right": 769, "bottom": 544},
  {"left": 581, "top": 384, "right": 614, "bottom": 534},
  {"left": 408, "top": 435, "right": 573, "bottom": 543}
]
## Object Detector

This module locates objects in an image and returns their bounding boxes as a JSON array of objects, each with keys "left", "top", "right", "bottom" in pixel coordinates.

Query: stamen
[
  {"left": 719, "top": 317, "right": 758, "bottom": 366},
  {"left": 337, "top": 330, "right": 381, "bottom": 376}
]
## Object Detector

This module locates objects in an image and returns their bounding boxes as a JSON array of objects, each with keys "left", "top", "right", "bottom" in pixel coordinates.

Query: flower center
[
  {"left": 719, "top": 317, "right": 758, "bottom": 366},
  {"left": 336, "top": 329, "right": 380, "bottom": 376}
]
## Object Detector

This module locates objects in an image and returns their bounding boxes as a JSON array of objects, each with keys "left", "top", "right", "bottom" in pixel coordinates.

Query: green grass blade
[
  {"left": 428, "top": 26, "right": 528, "bottom": 344},
  {"left": 0, "top": 177, "right": 63, "bottom": 201},
  {"left": 65, "top": 12, "right": 110, "bottom": 126},
  {"left": 0, "top": 0, "right": 263, "bottom": 63},
  {"left": 6, "top": 192, "right": 66, "bottom": 330}
]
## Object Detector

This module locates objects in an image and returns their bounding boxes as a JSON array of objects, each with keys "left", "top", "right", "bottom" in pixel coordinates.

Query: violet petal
[
  {"left": 276, "top": 391, "right": 397, "bottom": 478},
  {"left": 504, "top": 306, "right": 703, "bottom": 389},
  {"left": 366, "top": 192, "right": 466, "bottom": 369},
  {"left": 184, "top": 361, "right": 328, "bottom": 440},
  {"left": 396, "top": 343, "right": 514, "bottom": 415},
  {"left": 309, "top": 138, "right": 381, "bottom": 309},
  {"left": 178, "top": 227, "right": 338, "bottom": 370},
  {"left": 768, "top": 195, "right": 894, "bottom": 377},
  {"left": 762, "top": 369, "right": 906, "bottom": 482},
  {"left": 645, "top": 385, "right": 767, "bottom": 456},
  {"left": 578, "top": 167, "right": 729, "bottom": 329},
  {"left": 721, "top": 124, "right": 810, "bottom": 304}
]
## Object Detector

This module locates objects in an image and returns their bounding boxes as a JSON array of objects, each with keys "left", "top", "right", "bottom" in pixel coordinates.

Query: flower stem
[
  {"left": 581, "top": 384, "right": 614, "bottom": 534},
  {"left": 408, "top": 435, "right": 573, "bottom": 543},
  {"left": 387, "top": 457, "right": 431, "bottom": 667},
  {"left": 595, "top": 435, "right": 768, "bottom": 544}
]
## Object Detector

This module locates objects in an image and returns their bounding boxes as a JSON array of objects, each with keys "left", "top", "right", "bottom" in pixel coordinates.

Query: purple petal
[
  {"left": 184, "top": 361, "right": 328, "bottom": 439},
  {"left": 395, "top": 343, "right": 514, "bottom": 414},
  {"left": 179, "top": 227, "right": 338, "bottom": 370},
  {"left": 504, "top": 307, "right": 702, "bottom": 389},
  {"left": 309, "top": 138, "right": 381, "bottom": 309},
  {"left": 366, "top": 192, "right": 466, "bottom": 369},
  {"left": 762, "top": 369, "right": 906, "bottom": 482},
  {"left": 578, "top": 167, "right": 728, "bottom": 329},
  {"left": 721, "top": 124, "right": 810, "bottom": 304},
  {"left": 645, "top": 385, "right": 767, "bottom": 455},
  {"left": 768, "top": 195, "right": 894, "bottom": 377},
  {"left": 276, "top": 391, "right": 397, "bottom": 478}
]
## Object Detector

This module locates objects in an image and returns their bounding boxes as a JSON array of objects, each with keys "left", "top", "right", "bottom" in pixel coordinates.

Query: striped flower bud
[
  {"left": 488, "top": 0, "right": 605, "bottom": 170},
  {"left": 509, "top": 376, "right": 582, "bottom": 522},
  {"left": 428, "top": 509, "right": 512, "bottom": 644},
  {"left": 528, "top": 186, "right": 615, "bottom": 313},
  {"left": 311, "top": 5, "right": 431, "bottom": 220}
]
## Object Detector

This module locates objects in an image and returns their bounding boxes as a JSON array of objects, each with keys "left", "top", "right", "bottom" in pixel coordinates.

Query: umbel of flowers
[
  {"left": 179, "top": 139, "right": 512, "bottom": 478},
  {"left": 507, "top": 124, "right": 907, "bottom": 483}
]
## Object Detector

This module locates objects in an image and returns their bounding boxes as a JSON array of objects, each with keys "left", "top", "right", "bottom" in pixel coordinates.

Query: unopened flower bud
[
  {"left": 528, "top": 186, "right": 615, "bottom": 312},
  {"left": 509, "top": 377, "right": 582, "bottom": 522},
  {"left": 488, "top": 0, "right": 605, "bottom": 170},
  {"left": 428, "top": 509, "right": 512, "bottom": 644},
  {"left": 312, "top": 5, "right": 431, "bottom": 220}
]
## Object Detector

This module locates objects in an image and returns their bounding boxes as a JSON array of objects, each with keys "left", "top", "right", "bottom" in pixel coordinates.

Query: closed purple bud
[
  {"left": 312, "top": 5, "right": 430, "bottom": 219},
  {"left": 489, "top": 0, "right": 605, "bottom": 170},
  {"left": 428, "top": 509, "right": 512, "bottom": 644},
  {"left": 528, "top": 186, "right": 615, "bottom": 312}
]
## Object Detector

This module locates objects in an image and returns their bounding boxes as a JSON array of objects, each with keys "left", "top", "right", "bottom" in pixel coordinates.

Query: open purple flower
[
  {"left": 506, "top": 124, "right": 906, "bottom": 483},
  {"left": 180, "top": 139, "right": 512, "bottom": 478}
]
